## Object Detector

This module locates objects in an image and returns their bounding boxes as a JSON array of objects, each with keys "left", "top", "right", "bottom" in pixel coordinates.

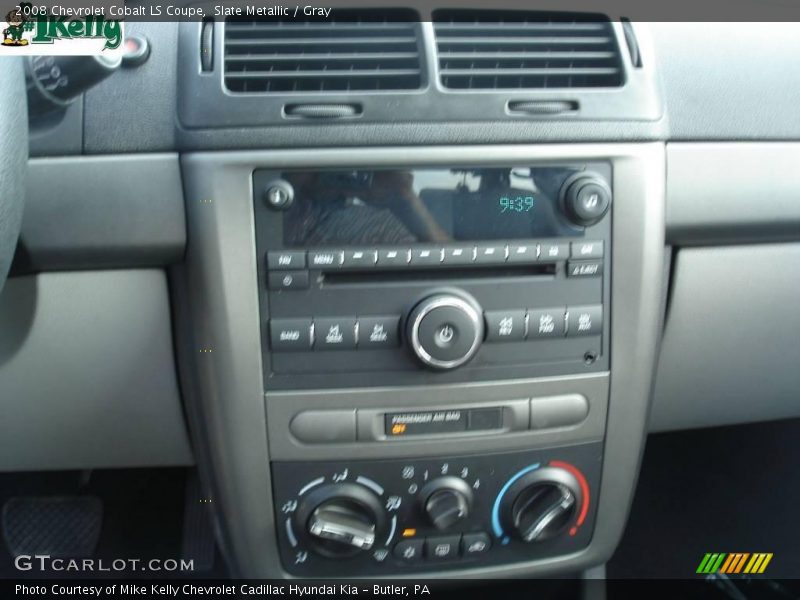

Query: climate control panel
[{"left": 271, "top": 443, "right": 601, "bottom": 576}]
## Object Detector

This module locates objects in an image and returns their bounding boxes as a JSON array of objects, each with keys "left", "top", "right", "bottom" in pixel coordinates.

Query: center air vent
[
  {"left": 433, "top": 10, "right": 623, "bottom": 90},
  {"left": 224, "top": 10, "right": 423, "bottom": 94}
]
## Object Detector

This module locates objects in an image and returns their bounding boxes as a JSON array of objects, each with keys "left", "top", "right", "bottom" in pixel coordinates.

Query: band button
[{"left": 270, "top": 318, "right": 312, "bottom": 351}]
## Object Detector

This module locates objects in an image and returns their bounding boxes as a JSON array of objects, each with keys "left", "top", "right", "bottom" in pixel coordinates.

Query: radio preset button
[
  {"left": 377, "top": 248, "right": 410, "bottom": 267},
  {"left": 270, "top": 318, "right": 312, "bottom": 351},
  {"left": 567, "top": 260, "right": 604, "bottom": 278},
  {"left": 538, "top": 243, "right": 569, "bottom": 262},
  {"left": 342, "top": 249, "right": 377, "bottom": 268},
  {"left": 475, "top": 244, "right": 507, "bottom": 264},
  {"left": 315, "top": 317, "right": 357, "bottom": 350},
  {"left": 485, "top": 310, "right": 526, "bottom": 342},
  {"left": 410, "top": 247, "right": 443, "bottom": 266},
  {"left": 267, "top": 251, "right": 306, "bottom": 270},
  {"left": 570, "top": 241, "right": 604, "bottom": 259},
  {"left": 527, "top": 308, "right": 567, "bottom": 338},
  {"left": 309, "top": 250, "right": 343, "bottom": 269},
  {"left": 268, "top": 270, "right": 309, "bottom": 291},
  {"left": 507, "top": 243, "right": 538, "bottom": 263},
  {"left": 567, "top": 305, "right": 602, "bottom": 337},
  {"left": 358, "top": 316, "right": 400, "bottom": 348},
  {"left": 443, "top": 246, "right": 475, "bottom": 265}
]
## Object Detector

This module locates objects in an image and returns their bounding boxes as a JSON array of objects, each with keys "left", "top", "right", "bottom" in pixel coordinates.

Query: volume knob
[{"left": 406, "top": 293, "right": 484, "bottom": 370}]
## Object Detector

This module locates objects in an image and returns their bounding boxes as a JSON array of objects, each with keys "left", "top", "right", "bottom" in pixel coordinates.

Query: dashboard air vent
[
  {"left": 224, "top": 10, "right": 423, "bottom": 93},
  {"left": 433, "top": 10, "right": 624, "bottom": 90}
]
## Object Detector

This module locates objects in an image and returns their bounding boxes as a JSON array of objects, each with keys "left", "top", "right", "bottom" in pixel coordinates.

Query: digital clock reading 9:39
[{"left": 499, "top": 195, "right": 535, "bottom": 214}]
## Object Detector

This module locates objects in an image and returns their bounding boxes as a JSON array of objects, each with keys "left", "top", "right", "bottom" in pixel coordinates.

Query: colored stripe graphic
[
  {"left": 719, "top": 553, "right": 750, "bottom": 573},
  {"left": 744, "top": 553, "right": 773, "bottom": 574},
  {"left": 698, "top": 553, "right": 727, "bottom": 574},
  {"left": 699, "top": 552, "right": 773, "bottom": 574}
]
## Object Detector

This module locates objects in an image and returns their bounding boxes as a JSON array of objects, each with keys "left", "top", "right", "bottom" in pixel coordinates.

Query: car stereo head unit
[{"left": 253, "top": 163, "right": 611, "bottom": 390}]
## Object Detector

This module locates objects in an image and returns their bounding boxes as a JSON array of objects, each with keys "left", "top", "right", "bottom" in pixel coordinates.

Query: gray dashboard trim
[
  {"left": 18, "top": 154, "right": 186, "bottom": 272},
  {"left": 178, "top": 19, "right": 661, "bottom": 128},
  {"left": 651, "top": 243, "right": 800, "bottom": 432},
  {"left": 0, "top": 269, "right": 194, "bottom": 471},
  {"left": 267, "top": 374, "right": 608, "bottom": 461},
  {"left": 666, "top": 143, "right": 800, "bottom": 245},
  {"left": 178, "top": 143, "right": 665, "bottom": 578}
]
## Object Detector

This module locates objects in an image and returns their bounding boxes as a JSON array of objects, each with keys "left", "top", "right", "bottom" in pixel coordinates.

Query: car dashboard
[{"left": 1, "top": 13, "right": 799, "bottom": 583}]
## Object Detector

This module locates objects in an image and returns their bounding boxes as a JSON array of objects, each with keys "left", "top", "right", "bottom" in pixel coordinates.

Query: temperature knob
[
  {"left": 294, "top": 483, "right": 386, "bottom": 558},
  {"left": 406, "top": 293, "right": 484, "bottom": 370},
  {"left": 501, "top": 466, "right": 582, "bottom": 543},
  {"left": 420, "top": 477, "right": 473, "bottom": 530}
]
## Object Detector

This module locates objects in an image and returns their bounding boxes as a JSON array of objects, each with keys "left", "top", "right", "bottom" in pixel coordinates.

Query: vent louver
[
  {"left": 433, "top": 11, "right": 624, "bottom": 90},
  {"left": 224, "top": 10, "right": 423, "bottom": 94}
]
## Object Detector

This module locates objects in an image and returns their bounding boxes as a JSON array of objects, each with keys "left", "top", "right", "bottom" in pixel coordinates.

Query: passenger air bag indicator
[{"left": 386, "top": 410, "right": 467, "bottom": 436}]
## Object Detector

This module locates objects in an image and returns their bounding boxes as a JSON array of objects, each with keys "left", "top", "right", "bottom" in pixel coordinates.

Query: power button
[{"left": 407, "top": 294, "right": 484, "bottom": 370}]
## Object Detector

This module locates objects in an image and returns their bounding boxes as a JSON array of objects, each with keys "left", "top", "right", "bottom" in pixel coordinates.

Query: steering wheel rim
[{"left": 0, "top": 56, "right": 27, "bottom": 294}]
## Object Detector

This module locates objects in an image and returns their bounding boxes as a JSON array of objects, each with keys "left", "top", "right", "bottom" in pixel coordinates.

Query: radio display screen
[{"left": 281, "top": 167, "right": 584, "bottom": 247}]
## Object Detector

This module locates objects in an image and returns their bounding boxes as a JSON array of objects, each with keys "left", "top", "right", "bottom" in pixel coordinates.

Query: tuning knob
[
  {"left": 502, "top": 466, "right": 581, "bottom": 543},
  {"left": 420, "top": 477, "right": 473, "bottom": 530},
  {"left": 560, "top": 173, "right": 612, "bottom": 227},
  {"left": 406, "top": 293, "right": 484, "bottom": 370},
  {"left": 295, "top": 483, "right": 386, "bottom": 558}
]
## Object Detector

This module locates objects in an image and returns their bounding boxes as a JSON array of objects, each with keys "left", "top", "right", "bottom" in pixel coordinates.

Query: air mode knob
[
  {"left": 406, "top": 293, "right": 484, "bottom": 370},
  {"left": 502, "top": 467, "right": 582, "bottom": 543},
  {"left": 561, "top": 173, "right": 612, "bottom": 227},
  {"left": 294, "top": 483, "right": 386, "bottom": 558}
]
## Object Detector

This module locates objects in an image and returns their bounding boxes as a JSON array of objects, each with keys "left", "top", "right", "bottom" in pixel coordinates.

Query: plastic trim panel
[{"left": 178, "top": 143, "right": 665, "bottom": 578}]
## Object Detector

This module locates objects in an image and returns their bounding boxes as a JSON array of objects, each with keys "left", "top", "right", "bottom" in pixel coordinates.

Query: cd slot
[{"left": 322, "top": 264, "right": 556, "bottom": 285}]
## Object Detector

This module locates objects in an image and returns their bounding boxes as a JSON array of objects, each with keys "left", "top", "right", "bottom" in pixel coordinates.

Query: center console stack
[{"left": 178, "top": 145, "right": 665, "bottom": 578}]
